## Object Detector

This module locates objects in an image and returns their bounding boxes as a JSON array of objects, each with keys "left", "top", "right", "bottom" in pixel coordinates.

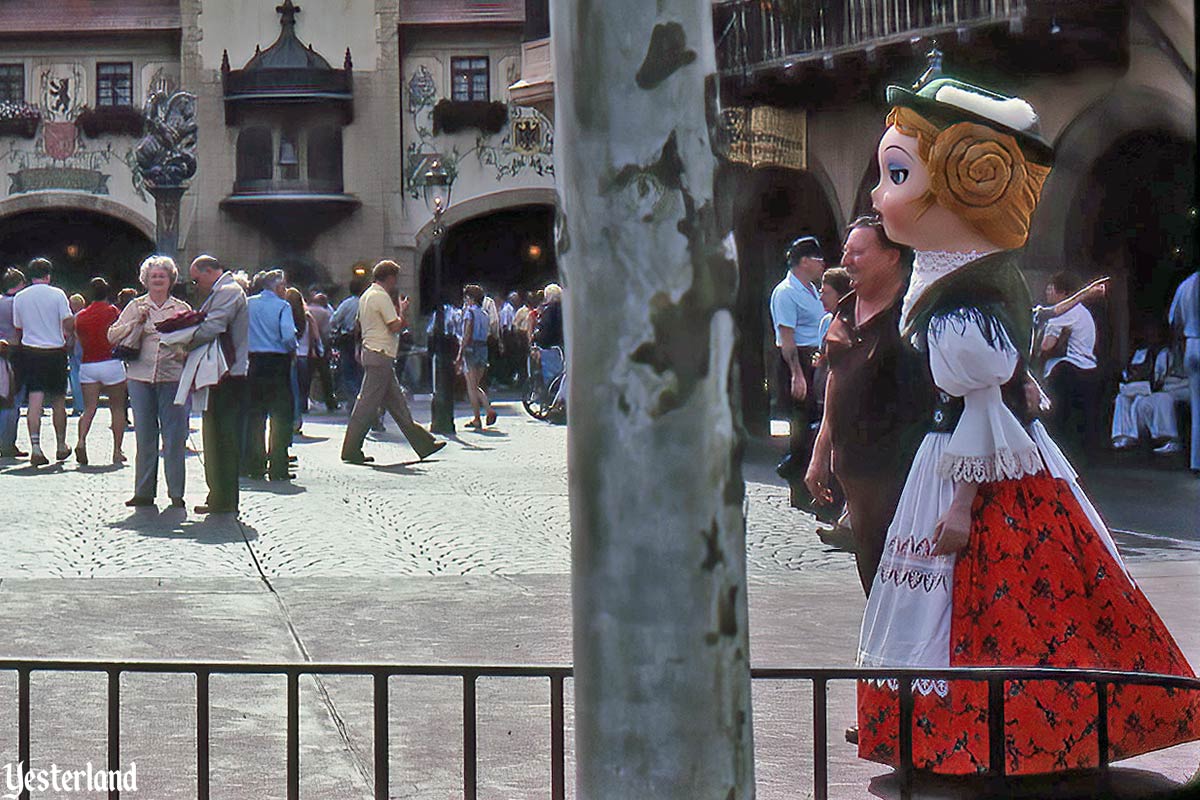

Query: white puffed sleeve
[{"left": 928, "top": 309, "right": 1042, "bottom": 483}]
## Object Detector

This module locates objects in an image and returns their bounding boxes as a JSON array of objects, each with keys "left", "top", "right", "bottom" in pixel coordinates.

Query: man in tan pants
[{"left": 341, "top": 260, "right": 446, "bottom": 465}]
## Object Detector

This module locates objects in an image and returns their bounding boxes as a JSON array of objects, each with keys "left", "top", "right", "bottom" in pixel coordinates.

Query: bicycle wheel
[
  {"left": 523, "top": 383, "right": 553, "bottom": 420},
  {"left": 545, "top": 373, "right": 566, "bottom": 424}
]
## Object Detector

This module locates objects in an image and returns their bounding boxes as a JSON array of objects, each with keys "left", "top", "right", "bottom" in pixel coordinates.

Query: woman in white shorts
[{"left": 74, "top": 277, "right": 127, "bottom": 465}]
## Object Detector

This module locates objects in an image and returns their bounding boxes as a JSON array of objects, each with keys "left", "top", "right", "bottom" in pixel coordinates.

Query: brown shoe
[{"left": 420, "top": 441, "right": 447, "bottom": 461}]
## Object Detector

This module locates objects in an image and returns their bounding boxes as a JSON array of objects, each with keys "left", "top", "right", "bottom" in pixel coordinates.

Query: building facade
[{"left": 0, "top": 0, "right": 557, "bottom": 308}]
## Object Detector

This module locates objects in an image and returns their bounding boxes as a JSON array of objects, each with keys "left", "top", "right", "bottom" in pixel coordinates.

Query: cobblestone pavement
[
  {"left": 0, "top": 398, "right": 868, "bottom": 581},
  {"left": 1, "top": 399, "right": 1196, "bottom": 581}
]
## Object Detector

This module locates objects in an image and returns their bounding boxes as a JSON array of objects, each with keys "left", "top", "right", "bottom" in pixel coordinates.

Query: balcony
[{"left": 715, "top": 0, "right": 1028, "bottom": 77}]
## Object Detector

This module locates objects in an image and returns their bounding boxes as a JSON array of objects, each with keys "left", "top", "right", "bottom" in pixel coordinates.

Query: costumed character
[{"left": 855, "top": 56, "right": 1200, "bottom": 775}]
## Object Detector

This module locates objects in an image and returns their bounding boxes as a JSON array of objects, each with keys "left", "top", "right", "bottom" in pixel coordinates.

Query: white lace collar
[{"left": 901, "top": 250, "right": 996, "bottom": 332}]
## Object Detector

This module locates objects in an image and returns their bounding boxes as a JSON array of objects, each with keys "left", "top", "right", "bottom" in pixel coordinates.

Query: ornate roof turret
[{"left": 221, "top": 0, "right": 353, "bottom": 124}]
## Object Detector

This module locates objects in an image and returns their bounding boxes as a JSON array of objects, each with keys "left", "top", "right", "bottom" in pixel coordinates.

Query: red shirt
[{"left": 75, "top": 301, "right": 121, "bottom": 363}]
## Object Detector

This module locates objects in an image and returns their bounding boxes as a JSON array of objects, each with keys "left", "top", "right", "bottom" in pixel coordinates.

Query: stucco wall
[{"left": 197, "top": 0, "right": 383, "bottom": 72}]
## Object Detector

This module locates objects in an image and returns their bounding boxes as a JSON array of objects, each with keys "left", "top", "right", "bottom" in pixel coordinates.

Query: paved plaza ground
[{"left": 0, "top": 397, "right": 1197, "bottom": 798}]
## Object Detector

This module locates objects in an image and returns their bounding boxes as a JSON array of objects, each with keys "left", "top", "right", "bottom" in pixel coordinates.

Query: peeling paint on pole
[{"left": 553, "top": 0, "right": 755, "bottom": 797}]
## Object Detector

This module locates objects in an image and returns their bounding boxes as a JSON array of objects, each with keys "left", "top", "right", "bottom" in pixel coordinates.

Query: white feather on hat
[{"left": 932, "top": 84, "right": 1039, "bottom": 133}]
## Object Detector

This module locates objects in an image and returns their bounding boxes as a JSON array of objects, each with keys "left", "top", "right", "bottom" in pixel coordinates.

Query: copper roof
[{"left": 0, "top": 0, "right": 180, "bottom": 34}]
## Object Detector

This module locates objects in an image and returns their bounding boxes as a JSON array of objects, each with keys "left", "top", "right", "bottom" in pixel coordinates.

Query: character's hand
[
  {"left": 1082, "top": 277, "right": 1110, "bottom": 302},
  {"left": 804, "top": 457, "right": 833, "bottom": 506},
  {"left": 790, "top": 372, "right": 808, "bottom": 402},
  {"left": 931, "top": 502, "right": 972, "bottom": 556}
]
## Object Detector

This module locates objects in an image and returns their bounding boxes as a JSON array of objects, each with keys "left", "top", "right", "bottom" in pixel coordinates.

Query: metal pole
[{"left": 430, "top": 212, "right": 455, "bottom": 435}]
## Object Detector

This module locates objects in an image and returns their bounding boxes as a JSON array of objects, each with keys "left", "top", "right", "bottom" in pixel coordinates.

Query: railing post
[
  {"left": 898, "top": 678, "right": 914, "bottom": 800},
  {"left": 812, "top": 678, "right": 828, "bottom": 800},
  {"left": 197, "top": 671, "right": 210, "bottom": 800},
  {"left": 988, "top": 678, "right": 1006, "bottom": 777},
  {"left": 108, "top": 669, "right": 121, "bottom": 800},
  {"left": 374, "top": 673, "right": 390, "bottom": 800},
  {"left": 550, "top": 675, "right": 565, "bottom": 800},
  {"left": 463, "top": 673, "right": 477, "bottom": 800},
  {"left": 287, "top": 671, "right": 300, "bottom": 800},
  {"left": 18, "top": 667, "right": 30, "bottom": 800}
]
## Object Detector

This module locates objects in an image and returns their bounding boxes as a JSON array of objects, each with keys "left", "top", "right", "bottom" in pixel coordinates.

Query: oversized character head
[{"left": 870, "top": 68, "right": 1054, "bottom": 253}]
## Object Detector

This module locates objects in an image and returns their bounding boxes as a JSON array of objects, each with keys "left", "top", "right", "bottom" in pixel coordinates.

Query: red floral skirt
[{"left": 857, "top": 472, "right": 1200, "bottom": 775}]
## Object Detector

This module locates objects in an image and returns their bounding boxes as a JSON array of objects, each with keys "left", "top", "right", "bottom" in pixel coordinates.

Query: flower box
[
  {"left": 431, "top": 100, "right": 508, "bottom": 136},
  {"left": 0, "top": 101, "right": 41, "bottom": 138},
  {"left": 76, "top": 105, "right": 144, "bottom": 138}
]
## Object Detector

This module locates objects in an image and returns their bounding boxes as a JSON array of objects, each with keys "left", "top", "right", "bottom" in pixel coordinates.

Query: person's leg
[
  {"left": 382, "top": 369, "right": 439, "bottom": 458},
  {"left": 76, "top": 382, "right": 102, "bottom": 454},
  {"left": 203, "top": 377, "right": 245, "bottom": 511},
  {"left": 108, "top": 381, "right": 128, "bottom": 460},
  {"left": 316, "top": 353, "right": 337, "bottom": 410},
  {"left": 127, "top": 380, "right": 159, "bottom": 499},
  {"left": 50, "top": 395, "right": 68, "bottom": 457},
  {"left": 1111, "top": 393, "right": 1138, "bottom": 444},
  {"left": 243, "top": 362, "right": 269, "bottom": 477},
  {"left": 839, "top": 474, "right": 901, "bottom": 598},
  {"left": 464, "top": 365, "right": 482, "bottom": 424},
  {"left": 159, "top": 381, "right": 188, "bottom": 501},
  {"left": 268, "top": 361, "right": 295, "bottom": 478},
  {"left": 475, "top": 366, "right": 494, "bottom": 422},
  {"left": 26, "top": 389, "right": 45, "bottom": 459},
  {"left": 342, "top": 356, "right": 386, "bottom": 459},
  {"left": 68, "top": 351, "right": 83, "bottom": 415},
  {"left": 297, "top": 356, "right": 313, "bottom": 415}
]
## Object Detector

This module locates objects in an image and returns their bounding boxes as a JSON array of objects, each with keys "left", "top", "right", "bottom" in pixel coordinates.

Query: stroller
[{"left": 522, "top": 345, "right": 566, "bottom": 423}]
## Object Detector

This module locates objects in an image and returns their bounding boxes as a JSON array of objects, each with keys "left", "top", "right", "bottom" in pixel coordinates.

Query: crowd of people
[{"left": 0, "top": 253, "right": 569, "bottom": 514}]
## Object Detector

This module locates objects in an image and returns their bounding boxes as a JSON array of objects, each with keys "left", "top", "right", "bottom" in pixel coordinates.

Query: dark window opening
[
  {"left": 96, "top": 63, "right": 133, "bottom": 108},
  {"left": 451, "top": 57, "right": 489, "bottom": 102},
  {"left": 306, "top": 126, "right": 343, "bottom": 191},
  {"left": 236, "top": 127, "right": 273, "bottom": 184},
  {"left": 0, "top": 64, "right": 24, "bottom": 104}
]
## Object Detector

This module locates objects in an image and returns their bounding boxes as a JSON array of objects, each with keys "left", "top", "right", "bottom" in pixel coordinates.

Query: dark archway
[
  {"left": 1064, "top": 128, "right": 1195, "bottom": 363},
  {"left": 418, "top": 204, "right": 557, "bottom": 312},
  {"left": 730, "top": 166, "right": 841, "bottom": 436},
  {"left": 0, "top": 208, "right": 155, "bottom": 296}
]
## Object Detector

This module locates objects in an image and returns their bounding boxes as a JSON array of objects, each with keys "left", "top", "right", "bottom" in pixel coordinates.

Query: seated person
[{"left": 1112, "top": 321, "right": 1190, "bottom": 454}]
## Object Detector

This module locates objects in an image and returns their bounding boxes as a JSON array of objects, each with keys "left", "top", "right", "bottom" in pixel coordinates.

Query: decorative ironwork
[
  {"left": 136, "top": 91, "right": 197, "bottom": 186},
  {"left": 714, "top": 0, "right": 1027, "bottom": 76}
]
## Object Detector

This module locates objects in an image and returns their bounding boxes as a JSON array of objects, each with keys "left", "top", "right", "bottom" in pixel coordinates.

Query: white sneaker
[
  {"left": 1111, "top": 436, "right": 1137, "bottom": 450},
  {"left": 1153, "top": 441, "right": 1183, "bottom": 455}
]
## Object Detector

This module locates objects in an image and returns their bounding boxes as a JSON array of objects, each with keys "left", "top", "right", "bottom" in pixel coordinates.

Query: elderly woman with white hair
[{"left": 107, "top": 255, "right": 193, "bottom": 508}]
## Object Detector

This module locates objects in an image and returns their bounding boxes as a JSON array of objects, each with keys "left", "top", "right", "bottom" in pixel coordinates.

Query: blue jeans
[
  {"left": 128, "top": 379, "right": 189, "bottom": 501},
  {"left": 0, "top": 383, "right": 25, "bottom": 452},
  {"left": 540, "top": 347, "right": 563, "bottom": 385},
  {"left": 68, "top": 347, "right": 84, "bottom": 414}
]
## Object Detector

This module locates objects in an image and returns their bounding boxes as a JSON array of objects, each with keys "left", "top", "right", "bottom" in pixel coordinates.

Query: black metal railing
[
  {"left": 2, "top": 658, "right": 1196, "bottom": 800},
  {"left": 714, "top": 0, "right": 1028, "bottom": 75}
]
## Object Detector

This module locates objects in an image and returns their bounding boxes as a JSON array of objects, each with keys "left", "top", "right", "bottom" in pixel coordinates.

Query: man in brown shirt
[{"left": 806, "top": 217, "right": 933, "bottom": 596}]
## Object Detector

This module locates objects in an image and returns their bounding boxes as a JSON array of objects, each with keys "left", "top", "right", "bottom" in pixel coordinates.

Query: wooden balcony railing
[{"left": 715, "top": 0, "right": 1028, "bottom": 76}]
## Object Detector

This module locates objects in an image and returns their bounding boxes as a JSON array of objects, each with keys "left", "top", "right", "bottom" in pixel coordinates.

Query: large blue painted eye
[{"left": 889, "top": 166, "right": 909, "bottom": 185}]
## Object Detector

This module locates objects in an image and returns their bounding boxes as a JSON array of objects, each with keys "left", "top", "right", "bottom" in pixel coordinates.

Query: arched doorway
[
  {"left": 1064, "top": 128, "right": 1196, "bottom": 361},
  {"left": 731, "top": 166, "right": 841, "bottom": 435},
  {"left": 0, "top": 208, "right": 155, "bottom": 296},
  {"left": 418, "top": 204, "right": 557, "bottom": 312}
]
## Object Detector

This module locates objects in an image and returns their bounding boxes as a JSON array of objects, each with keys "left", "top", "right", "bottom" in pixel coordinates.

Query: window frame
[
  {"left": 96, "top": 62, "right": 134, "bottom": 108},
  {"left": 450, "top": 56, "right": 489, "bottom": 103},
  {"left": 0, "top": 63, "right": 24, "bottom": 104}
]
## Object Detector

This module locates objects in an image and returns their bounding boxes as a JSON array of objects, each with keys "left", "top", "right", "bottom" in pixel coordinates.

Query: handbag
[
  {"left": 155, "top": 309, "right": 207, "bottom": 333},
  {"left": 111, "top": 314, "right": 147, "bottom": 362}
]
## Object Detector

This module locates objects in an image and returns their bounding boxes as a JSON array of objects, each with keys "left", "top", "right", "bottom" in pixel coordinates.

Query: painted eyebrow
[{"left": 884, "top": 145, "right": 912, "bottom": 158}]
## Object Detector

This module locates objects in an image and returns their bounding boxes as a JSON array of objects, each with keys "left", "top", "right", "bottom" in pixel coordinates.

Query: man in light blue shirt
[
  {"left": 769, "top": 236, "right": 826, "bottom": 494},
  {"left": 1168, "top": 268, "right": 1199, "bottom": 472},
  {"left": 245, "top": 269, "right": 297, "bottom": 480}
]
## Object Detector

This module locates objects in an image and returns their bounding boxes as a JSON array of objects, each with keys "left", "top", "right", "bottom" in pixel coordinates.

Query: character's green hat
[{"left": 886, "top": 48, "right": 1054, "bottom": 166}]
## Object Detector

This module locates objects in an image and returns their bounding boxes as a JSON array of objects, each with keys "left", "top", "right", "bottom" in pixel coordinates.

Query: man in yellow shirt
[{"left": 340, "top": 260, "right": 445, "bottom": 464}]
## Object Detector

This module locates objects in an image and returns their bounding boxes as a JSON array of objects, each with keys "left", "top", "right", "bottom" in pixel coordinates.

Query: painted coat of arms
[{"left": 39, "top": 64, "right": 85, "bottom": 160}]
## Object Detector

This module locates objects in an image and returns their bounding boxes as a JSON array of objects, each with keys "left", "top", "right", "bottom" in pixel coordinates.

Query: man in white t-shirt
[
  {"left": 11, "top": 258, "right": 74, "bottom": 466},
  {"left": 1041, "top": 271, "right": 1100, "bottom": 458}
]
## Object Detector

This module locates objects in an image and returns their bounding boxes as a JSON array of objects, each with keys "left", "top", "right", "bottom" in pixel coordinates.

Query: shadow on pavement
[
  {"left": 867, "top": 766, "right": 1189, "bottom": 799},
  {"left": 367, "top": 462, "right": 425, "bottom": 475},
  {"left": 107, "top": 509, "right": 259, "bottom": 544}
]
